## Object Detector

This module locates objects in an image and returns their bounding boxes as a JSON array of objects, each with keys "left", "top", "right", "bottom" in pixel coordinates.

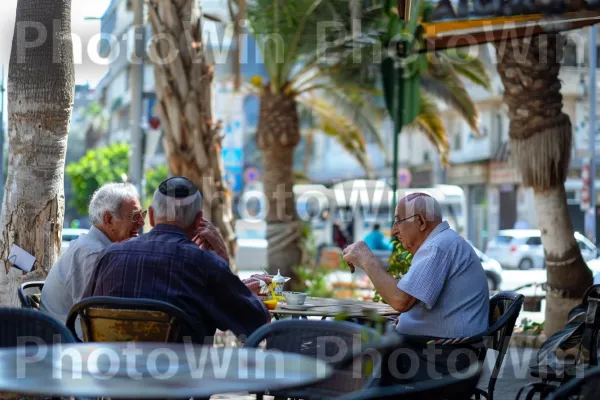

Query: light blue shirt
[
  {"left": 40, "top": 226, "right": 112, "bottom": 322},
  {"left": 364, "top": 230, "right": 393, "bottom": 251},
  {"left": 396, "top": 221, "right": 489, "bottom": 338}
]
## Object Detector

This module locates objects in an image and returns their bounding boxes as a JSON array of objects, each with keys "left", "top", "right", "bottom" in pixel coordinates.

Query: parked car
[
  {"left": 485, "top": 229, "right": 598, "bottom": 270},
  {"left": 468, "top": 242, "right": 503, "bottom": 291},
  {"left": 61, "top": 228, "right": 89, "bottom": 252}
]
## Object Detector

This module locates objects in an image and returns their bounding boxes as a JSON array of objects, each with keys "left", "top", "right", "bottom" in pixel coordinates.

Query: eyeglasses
[
  {"left": 393, "top": 214, "right": 419, "bottom": 226},
  {"left": 129, "top": 210, "right": 147, "bottom": 223}
]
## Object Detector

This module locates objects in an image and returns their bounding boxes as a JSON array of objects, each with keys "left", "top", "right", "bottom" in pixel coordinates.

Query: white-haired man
[
  {"left": 343, "top": 193, "right": 489, "bottom": 383},
  {"left": 82, "top": 177, "right": 271, "bottom": 340},
  {"left": 41, "top": 183, "right": 145, "bottom": 322}
]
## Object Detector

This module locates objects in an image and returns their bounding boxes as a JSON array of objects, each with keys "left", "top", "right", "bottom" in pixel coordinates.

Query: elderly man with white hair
[
  {"left": 82, "top": 176, "right": 271, "bottom": 340},
  {"left": 41, "top": 183, "right": 145, "bottom": 322},
  {"left": 343, "top": 193, "right": 489, "bottom": 383}
]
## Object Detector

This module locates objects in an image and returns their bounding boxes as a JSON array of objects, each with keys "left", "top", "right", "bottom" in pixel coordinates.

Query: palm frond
[
  {"left": 420, "top": 71, "right": 479, "bottom": 133},
  {"left": 407, "top": 94, "right": 450, "bottom": 167},
  {"left": 297, "top": 94, "right": 375, "bottom": 176},
  {"left": 439, "top": 50, "right": 492, "bottom": 91},
  {"left": 246, "top": 0, "right": 353, "bottom": 91}
]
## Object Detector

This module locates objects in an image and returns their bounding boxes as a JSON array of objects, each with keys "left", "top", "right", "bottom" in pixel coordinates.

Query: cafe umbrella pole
[{"left": 391, "top": 76, "right": 401, "bottom": 228}]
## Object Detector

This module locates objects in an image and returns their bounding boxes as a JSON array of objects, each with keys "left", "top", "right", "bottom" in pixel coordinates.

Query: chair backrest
[
  {"left": 548, "top": 365, "right": 600, "bottom": 400},
  {"left": 0, "top": 307, "right": 76, "bottom": 347},
  {"left": 481, "top": 291, "right": 525, "bottom": 395},
  {"left": 332, "top": 362, "right": 483, "bottom": 400},
  {"left": 66, "top": 296, "right": 205, "bottom": 344},
  {"left": 582, "top": 284, "right": 600, "bottom": 366},
  {"left": 18, "top": 281, "right": 44, "bottom": 309},
  {"left": 244, "top": 319, "right": 394, "bottom": 395}
]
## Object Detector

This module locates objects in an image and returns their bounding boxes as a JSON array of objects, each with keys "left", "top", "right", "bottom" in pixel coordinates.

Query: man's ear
[
  {"left": 149, "top": 207, "right": 156, "bottom": 227},
  {"left": 102, "top": 211, "right": 113, "bottom": 227},
  {"left": 418, "top": 214, "right": 427, "bottom": 232}
]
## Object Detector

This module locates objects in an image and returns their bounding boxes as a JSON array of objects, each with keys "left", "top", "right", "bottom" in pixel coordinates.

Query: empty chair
[
  {"left": 332, "top": 362, "right": 483, "bottom": 400},
  {"left": 244, "top": 319, "right": 402, "bottom": 399},
  {"left": 17, "top": 281, "right": 44, "bottom": 310},
  {"left": 0, "top": 307, "right": 76, "bottom": 347},
  {"left": 547, "top": 365, "right": 600, "bottom": 400},
  {"left": 66, "top": 296, "right": 206, "bottom": 343}
]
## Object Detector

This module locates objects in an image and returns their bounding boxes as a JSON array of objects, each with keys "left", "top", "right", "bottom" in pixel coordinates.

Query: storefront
[{"left": 447, "top": 162, "right": 490, "bottom": 249}]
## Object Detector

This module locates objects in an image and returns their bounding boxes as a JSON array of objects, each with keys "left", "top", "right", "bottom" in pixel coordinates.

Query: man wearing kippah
[{"left": 81, "top": 177, "right": 271, "bottom": 340}]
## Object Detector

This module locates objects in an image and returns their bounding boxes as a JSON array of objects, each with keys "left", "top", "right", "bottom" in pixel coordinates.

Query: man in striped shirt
[{"left": 343, "top": 193, "right": 489, "bottom": 383}]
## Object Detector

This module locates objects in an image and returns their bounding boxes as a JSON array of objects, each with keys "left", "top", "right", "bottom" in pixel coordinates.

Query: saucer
[{"left": 280, "top": 303, "right": 314, "bottom": 311}]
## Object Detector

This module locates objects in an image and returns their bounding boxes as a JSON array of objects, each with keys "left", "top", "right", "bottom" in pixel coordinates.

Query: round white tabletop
[{"left": 0, "top": 342, "right": 332, "bottom": 398}]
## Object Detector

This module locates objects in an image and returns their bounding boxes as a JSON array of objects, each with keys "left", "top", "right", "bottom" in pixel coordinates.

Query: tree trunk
[
  {"left": 147, "top": 0, "right": 237, "bottom": 272},
  {"left": 257, "top": 90, "right": 303, "bottom": 282},
  {"left": 0, "top": 0, "right": 74, "bottom": 307},
  {"left": 535, "top": 185, "right": 592, "bottom": 335},
  {"left": 496, "top": 33, "right": 592, "bottom": 335}
]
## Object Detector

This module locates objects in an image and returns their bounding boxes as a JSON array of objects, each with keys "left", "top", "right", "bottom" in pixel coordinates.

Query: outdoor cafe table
[
  {"left": 270, "top": 296, "right": 399, "bottom": 320},
  {"left": 0, "top": 342, "right": 333, "bottom": 398}
]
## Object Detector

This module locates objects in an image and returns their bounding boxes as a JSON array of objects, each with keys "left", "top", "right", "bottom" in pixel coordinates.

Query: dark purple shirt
[{"left": 81, "top": 224, "right": 270, "bottom": 338}]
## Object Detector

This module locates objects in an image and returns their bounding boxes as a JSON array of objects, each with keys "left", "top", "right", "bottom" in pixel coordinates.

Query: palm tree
[
  {"left": 0, "top": 0, "right": 74, "bottom": 306},
  {"left": 82, "top": 102, "right": 108, "bottom": 149},
  {"left": 147, "top": 0, "right": 238, "bottom": 272},
  {"left": 495, "top": 33, "right": 592, "bottom": 335},
  {"left": 244, "top": 0, "right": 490, "bottom": 279}
]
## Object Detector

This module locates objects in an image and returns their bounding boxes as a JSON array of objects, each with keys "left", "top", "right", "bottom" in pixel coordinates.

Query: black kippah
[{"left": 158, "top": 176, "right": 199, "bottom": 198}]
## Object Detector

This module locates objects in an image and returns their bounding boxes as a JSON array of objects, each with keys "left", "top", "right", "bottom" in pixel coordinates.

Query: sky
[{"left": 0, "top": 0, "right": 112, "bottom": 86}]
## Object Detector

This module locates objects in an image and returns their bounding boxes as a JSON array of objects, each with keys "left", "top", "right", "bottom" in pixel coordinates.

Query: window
[
  {"left": 526, "top": 237, "right": 542, "bottom": 246},
  {"left": 453, "top": 132, "right": 462, "bottom": 150},
  {"left": 562, "top": 41, "right": 577, "bottom": 67},
  {"left": 495, "top": 235, "right": 514, "bottom": 244}
]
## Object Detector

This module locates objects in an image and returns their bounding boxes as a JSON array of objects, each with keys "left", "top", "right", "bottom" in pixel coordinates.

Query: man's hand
[
  {"left": 243, "top": 275, "right": 273, "bottom": 295},
  {"left": 342, "top": 241, "right": 378, "bottom": 273},
  {"left": 193, "top": 218, "right": 229, "bottom": 265}
]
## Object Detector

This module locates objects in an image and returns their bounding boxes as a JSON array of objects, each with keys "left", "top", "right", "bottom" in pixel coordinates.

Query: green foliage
[
  {"left": 66, "top": 142, "right": 130, "bottom": 215},
  {"left": 66, "top": 143, "right": 168, "bottom": 216},
  {"left": 144, "top": 165, "right": 169, "bottom": 203},
  {"left": 294, "top": 223, "right": 335, "bottom": 298},
  {"left": 373, "top": 239, "right": 412, "bottom": 303}
]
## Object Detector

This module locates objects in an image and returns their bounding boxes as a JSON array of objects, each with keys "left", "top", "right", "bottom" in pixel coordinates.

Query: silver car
[{"left": 485, "top": 229, "right": 598, "bottom": 270}]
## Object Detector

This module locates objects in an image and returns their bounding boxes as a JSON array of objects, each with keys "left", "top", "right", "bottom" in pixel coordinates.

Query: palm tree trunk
[
  {"left": 257, "top": 90, "right": 303, "bottom": 281},
  {"left": 0, "top": 0, "right": 74, "bottom": 307},
  {"left": 148, "top": 0, "right": 237, "bottom": 272},
  {"left": 534, "top": 185, "right": 592, "bottom": 334},
  {"left": 496, "top": 33, "right": 592, "bottom": 335}
]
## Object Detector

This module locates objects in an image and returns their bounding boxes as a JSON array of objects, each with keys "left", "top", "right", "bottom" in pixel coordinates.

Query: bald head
[
  {"left": 393, "top": 193, "right": 443, "bottom": 254},
  {"left": 397, "top": 193, "right": 443, "bottom": 223}
]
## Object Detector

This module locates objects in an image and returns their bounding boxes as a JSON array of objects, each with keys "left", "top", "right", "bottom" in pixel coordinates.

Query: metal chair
[
  {"left": 331, "top": 362, "right": 483, "bottom": 400},
  {"left": 547, "top": 365, "right": 600, "bottom": 400},
  {"left": 517, "top": 285, "right": 600, "bottom": 399},
  {"left": 472, "top": 291, "right": 525, "bottom": 400},
  {"left": 244, "top": 319, "right": 402, "bottom": 400},
  {"left": 0, "top": 306, "right": 76, "bottom": 347},
  {"left": 66, "top": 296, "right": 206, "bottom": 344},
  {"left": 17, "top": 281, "right": 44, "bottom": 309}
]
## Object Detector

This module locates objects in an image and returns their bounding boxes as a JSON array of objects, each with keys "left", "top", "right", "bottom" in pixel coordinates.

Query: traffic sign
[
  {"left": 244, "top": 167, "right": 260, "bottom": 183},
  {"left": 398, "top": 168, "right": 412, "bottom": 188}
]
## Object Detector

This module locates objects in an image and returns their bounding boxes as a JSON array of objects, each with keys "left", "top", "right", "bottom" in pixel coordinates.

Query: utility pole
[
  {"left": 129, "top": 0, "right": 145, "bottom": 200},
  {"left": 589, "top": 24, "right": 598, "bottom": 244},
  {"left": 0, "top": 65, "right": 4, "bottom": 207}
]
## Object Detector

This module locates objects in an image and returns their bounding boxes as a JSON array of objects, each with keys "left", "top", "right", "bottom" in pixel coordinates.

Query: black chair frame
[
  {"left": 66, "top": 296, "right": 206, "bottom": 344},
  {"left": 518, "top": 285, "right": 600, "bottom": 400},
  {"left": 332, "top": 361, "right": 484, "bottom": 400},
  {"left": 547, "top": 365, "right": 600, "bottom": 400},
  {"left": 404, "top": 292, "right": 524, "bottom": 400},
  {"left": 244, "top": 319, "right": 402, "bottom": 400},
  {"left": 18, "top": 281, "right": 44, "bottom": 309}
]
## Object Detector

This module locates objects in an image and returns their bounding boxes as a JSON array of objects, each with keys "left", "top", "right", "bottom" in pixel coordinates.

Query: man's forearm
[{"left": 363, "top": 256, "right": 415, "bottom": 312}]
